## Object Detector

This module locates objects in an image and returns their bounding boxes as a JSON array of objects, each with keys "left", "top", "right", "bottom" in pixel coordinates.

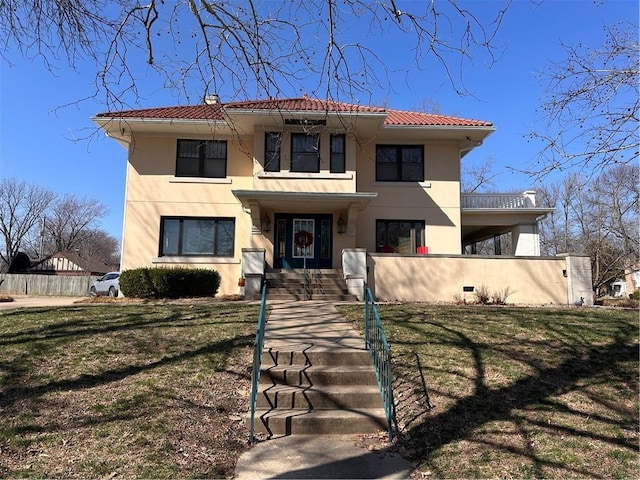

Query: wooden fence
[{"left": 0, "top": 274, "right": 98, "bottom": 297}]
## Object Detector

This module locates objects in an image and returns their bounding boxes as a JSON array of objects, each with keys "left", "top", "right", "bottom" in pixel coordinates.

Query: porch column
[
  {"left": 561, "top": 254, "right": 594, "bottom": 306},
  {"left": 342, "top": 248, "right": 367, "bottom": 300},
  {"left": 241, "top": 248, "right": 265, "bottom": 299},
  {"left": 512, "top": 223, "right": 541, "bottom": 256}
]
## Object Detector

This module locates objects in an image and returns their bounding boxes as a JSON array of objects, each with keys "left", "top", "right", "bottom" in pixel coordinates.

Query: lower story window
[
  {"left": 376, "top": 220, "right": 425, "bottom": 254},
  {"left": 160, "top": 217, "right": 235, "bottom": 257}
]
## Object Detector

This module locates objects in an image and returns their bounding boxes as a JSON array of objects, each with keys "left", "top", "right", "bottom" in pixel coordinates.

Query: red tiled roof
[
  {"left": 95, "top": 97, "right": 492, "bottom": 127},
  {"left": 385, "top": 109, "right": 492, "bottom": 127},
  {"left": 94, "top": 104, "right": 225, "bottom": 120},
  {"left": 224, "top": 97, "right": 386, "bottom": 114}
]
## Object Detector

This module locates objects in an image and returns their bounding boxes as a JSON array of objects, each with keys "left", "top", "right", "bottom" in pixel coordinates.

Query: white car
[{"left": 89, "top": 272, "right": 120, "bottom": 297}]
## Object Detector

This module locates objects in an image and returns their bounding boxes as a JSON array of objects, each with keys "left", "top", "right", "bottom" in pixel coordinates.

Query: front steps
[
  {"left": 266, "top": 269, "right": 358, "bottom": 301},
  {"left": 254, "top": 348, "right": 387, "bottom": 436}
]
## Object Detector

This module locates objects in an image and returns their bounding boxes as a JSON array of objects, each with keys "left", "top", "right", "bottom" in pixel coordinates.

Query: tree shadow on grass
[
  {"left": 391, "top": 317, "right": 638, "bottom": 478},
  {"left": 337, "top": 305, "right": 638, "bottom": 478},
  {"left": 0, "top": 333, "right": 254, "bottom": 409}
]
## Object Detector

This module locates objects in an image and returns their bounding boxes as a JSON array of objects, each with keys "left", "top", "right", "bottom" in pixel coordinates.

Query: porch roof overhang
[
  {"left": 232, "top": 190, "right": 377, "bottom": 212},
  {"left": 232, "top": 190, "right": 377, "bottom": 234},
  {"left": 461, "top": 207, "right": 554, "bottom": 244}
]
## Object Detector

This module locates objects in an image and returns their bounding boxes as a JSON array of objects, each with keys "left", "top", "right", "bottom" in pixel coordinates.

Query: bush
[
  {"left": 119, "top": 267, "right": 221, "bottom": 299},
  {"left": 630, "top": 289, "right": 639, "bottom": 301}
]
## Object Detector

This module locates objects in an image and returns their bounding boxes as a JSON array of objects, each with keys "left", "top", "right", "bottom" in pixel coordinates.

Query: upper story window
[
  {"left": 376, "top": 145, "right": 424, "bottom": 182},
  {"left": 160, "top": 216, "right": 235, "bottom": 257},
  {"left": 264, "top": 132, "right": 281, "bottom": 172},
  {"left": 291, "top": 132, "right": 320, "bottom": 173},
  {"left": 176, "top": 139, "right": 227, "bottom": 178},
  {"left": 330, "top": 134, "right": 346, "bottom": 173}
]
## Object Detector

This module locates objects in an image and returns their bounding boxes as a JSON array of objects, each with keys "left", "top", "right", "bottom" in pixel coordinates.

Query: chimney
[{"left": 204, "top": 93, "right": 220, "bottom": 105}]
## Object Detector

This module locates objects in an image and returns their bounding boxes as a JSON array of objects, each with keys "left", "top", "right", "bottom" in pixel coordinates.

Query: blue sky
[{"left": 0, "top": 0, "right": 637, "bottom": 241}]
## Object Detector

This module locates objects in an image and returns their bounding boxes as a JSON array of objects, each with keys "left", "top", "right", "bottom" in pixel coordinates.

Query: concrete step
[
  {"left": 262, "top": 349, "right": 372, "bottom": 367},
  {"left": 261, "top": 365, "right": 378, "bottom": 386},
  {"left": 267, "top": 293, "right": 359, "bottom": 301},
  {"left": 252, "top": 408, "right": 387, "bottom": 436},
  {"left": 251, "top": 301, "right": 387, "bottom": 437},
  {"left": 266, "top": 268, "right": 344, "bottom": 276},
  {"left": 256, "top": 384, "right": 382, "bottom": 409},
  {"left": 265, "top": 269, "right": 355, "bottom": 302}
]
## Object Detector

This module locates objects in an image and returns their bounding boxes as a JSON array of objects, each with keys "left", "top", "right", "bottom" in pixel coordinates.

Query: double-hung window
[
  {"left": 176, "top": 139, "right": 227, "bottom": 178},
  {"left": 291, "top": 132, "right": 320, "bottom": 173},
  {"left": 160, "top": 217, "right": 235, "bottom": 257},
  {"left": 264, "top": 132, "right": 281, "bottom": 172},
  {"left": 330, "top": 134, "right": 346, "bottom": 173},
  {"left": 376, "top": 145, "right": 424, "bottom": 182},
  {"left": 376, "top": 220, "right": 425, "bottom": 254}
]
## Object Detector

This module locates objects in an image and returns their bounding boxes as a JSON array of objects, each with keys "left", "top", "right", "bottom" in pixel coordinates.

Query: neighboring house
[
  {"left": 29, "top": 252, "right": 113, "bottom": 276},
  {"left": 93, "top": 95, "right": 592, "bottom": 305},
  {"left": 608, "top": 267, "right": 640, "bottom": 298}
]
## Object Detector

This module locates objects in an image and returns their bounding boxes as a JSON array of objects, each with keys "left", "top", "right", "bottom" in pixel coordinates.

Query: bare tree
[
  {"left": 0, "top": 178, "right": 55, "bottom": 269},
  {"left": 538, "top": 165, "right": 639, "bottom": 293},
  {"left": 0, "top": 1, "right": 511, "bottom": 109},
  {"left": 0, "top": 179, "right": 117, "bottom": 270},
  {"left": 75, "top": 229, "right": 120, "bottom": 267},
  {"left": 43, "top": 194, "right": 108, "bottom": 254},
  {"left": 526, "top": 22, "right": 639, "bottom": 179}
]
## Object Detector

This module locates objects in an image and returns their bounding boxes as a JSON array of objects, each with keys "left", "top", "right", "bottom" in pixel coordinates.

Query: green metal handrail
[
  {"left": 364, "top": 285, "right": 394, "bottom": 441},
  {"left": 249, "top": 284, "right": 268, "bottom": 444}
]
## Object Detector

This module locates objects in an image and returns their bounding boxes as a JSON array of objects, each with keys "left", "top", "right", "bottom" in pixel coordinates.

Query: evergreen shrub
[{"left": 119, "top": 267, "right": 221, "bottom": 298}]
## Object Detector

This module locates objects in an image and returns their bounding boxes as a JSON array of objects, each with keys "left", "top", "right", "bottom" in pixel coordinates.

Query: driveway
[{"left": 0, "top": 295, "right": 86, "bottom": 310}]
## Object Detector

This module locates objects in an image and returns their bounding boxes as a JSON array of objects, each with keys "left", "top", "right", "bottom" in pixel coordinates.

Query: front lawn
[
  {"left": 338, "top": 304, "right": 639, "bottom": 479},
  {"left": 0, "top": 303, "right": 259, "bottom": 478},
  {"left": 2, "top": 302, "right": 637, "bottom": 479}
]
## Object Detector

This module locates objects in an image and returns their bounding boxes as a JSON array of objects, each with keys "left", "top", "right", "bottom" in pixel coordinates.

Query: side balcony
[{"left": 461, "top": 191, "right": 554, "bottom": 256}]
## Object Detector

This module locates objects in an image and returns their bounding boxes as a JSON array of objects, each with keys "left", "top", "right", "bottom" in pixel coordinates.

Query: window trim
[
  {"left": 159, "top": 216, "right": 235, "bottom": 257},
  {"left": 375, "top": 144, "right": 424, "bottom": 182},
  {"left": 176, "top": 139, "right": 228, "bottom": 178}
]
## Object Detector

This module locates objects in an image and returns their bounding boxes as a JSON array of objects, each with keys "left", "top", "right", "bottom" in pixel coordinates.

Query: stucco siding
[
  {"left": 120, "top": 135, "right": 254, "bottom": 296},
  {"left": 355, "top": 141, "right": 462, "bottom": 254},
  {"left": 370, "top": 254, "right": 570, "bottom": 304}
]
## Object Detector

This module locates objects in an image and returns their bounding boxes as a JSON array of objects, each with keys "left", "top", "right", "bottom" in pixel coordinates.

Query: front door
[{"left": 273, "top": 214, "right": 333, "bottom": 269}]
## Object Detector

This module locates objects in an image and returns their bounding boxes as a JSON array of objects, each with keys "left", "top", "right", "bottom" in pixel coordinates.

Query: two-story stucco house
[{"left": 93, "top": 96, "right": 593, "bottom": 305}]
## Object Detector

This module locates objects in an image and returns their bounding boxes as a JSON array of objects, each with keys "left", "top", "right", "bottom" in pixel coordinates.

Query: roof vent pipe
[{"left": 205, "top": 94, "right": 220, "bottom": 105}]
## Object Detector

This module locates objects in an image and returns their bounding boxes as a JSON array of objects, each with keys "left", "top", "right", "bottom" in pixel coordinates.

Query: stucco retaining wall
[{"left": 368, "top": 254, "right": 593, "bottom": 305}]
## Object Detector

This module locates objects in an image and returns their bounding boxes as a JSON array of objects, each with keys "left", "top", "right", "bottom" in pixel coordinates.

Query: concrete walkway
[
  {"left": 0, "top": 295, "right": 85, "bottom": 310},
  {"left": 234, "top": 301, "right": 411, "bottom": 479}
]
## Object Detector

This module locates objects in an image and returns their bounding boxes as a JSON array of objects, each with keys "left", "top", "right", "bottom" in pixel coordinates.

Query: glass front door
[{"left": 274, "top": 214, "right": 332, "bottom": 269}]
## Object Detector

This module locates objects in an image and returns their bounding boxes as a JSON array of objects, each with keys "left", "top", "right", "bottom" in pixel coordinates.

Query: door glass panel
[
  {"left": 320, "top": 219, "right": 331, "bottom": 259},
  {"left": 276, "top": 219, "right": 286, "bottom": 258},
  {"left": 293, "top": 218, "right": 314, "bottom": 258}
]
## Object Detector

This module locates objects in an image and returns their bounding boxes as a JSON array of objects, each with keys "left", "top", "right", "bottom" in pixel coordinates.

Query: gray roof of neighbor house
[{"left": 29, "top": 252, "right": 114, "bottom": 275}]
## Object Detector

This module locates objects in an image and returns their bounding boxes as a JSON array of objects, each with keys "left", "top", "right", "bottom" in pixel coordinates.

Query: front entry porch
[{"left": 273, "top": 213, "right": 333, "bottom": 269}]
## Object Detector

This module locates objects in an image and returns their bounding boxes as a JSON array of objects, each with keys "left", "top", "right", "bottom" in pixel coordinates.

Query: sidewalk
[
  {"left": 0, "top": 295, "right": 85, "bottom": 310},
  {"left": 234, "top": 300, "right": 411, "bottom": 479}
]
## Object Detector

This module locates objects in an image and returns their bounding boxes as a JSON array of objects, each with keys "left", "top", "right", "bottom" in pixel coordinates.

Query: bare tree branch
[
  {"left": 523, "top": 22, "right": 639, "bottom": 180},
  {"left": 1, "top": 0, "right": 512, "bottom": 109}
]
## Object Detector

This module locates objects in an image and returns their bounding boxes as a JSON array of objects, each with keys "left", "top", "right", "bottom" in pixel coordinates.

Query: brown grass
[
  {"left": 338, "top": 304, "right": 639, "bottom": 479},
  {"left": 0, "top": 302, "right": 259, "bottom": 478}
]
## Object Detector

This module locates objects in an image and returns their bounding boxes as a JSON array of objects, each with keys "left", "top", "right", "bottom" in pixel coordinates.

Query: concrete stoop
[
  {"left": 254, "top": 347, "right": 387, "bottom": 437},
  {"left": 266, "top": 269, "right": 358, "bottom": 301}
]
